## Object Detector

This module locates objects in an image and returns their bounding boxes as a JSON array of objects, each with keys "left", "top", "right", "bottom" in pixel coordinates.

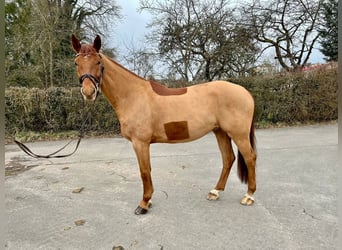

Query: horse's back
[
  {"left": 189, "top": 80, "right": 254, "bottom": 109},
  {"left": 196, "top": 80, "right": 251, "bottom": 95},
  {"left": 151, "top": 80, "right": 254, "bottom": 118}
]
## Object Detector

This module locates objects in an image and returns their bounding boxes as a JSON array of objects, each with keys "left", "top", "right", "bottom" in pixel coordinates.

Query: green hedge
[
  {"left": 5, "top": 87, "right": 120, "bottom": 137},
  {"left": 5, "top": 68, "right": 337, "bottom": 139},
  {"left": 241, "top": 68, "right": 338, "bottom": 124}
]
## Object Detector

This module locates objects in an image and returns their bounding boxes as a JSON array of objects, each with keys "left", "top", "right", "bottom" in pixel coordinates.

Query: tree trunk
[{"left": 49, "top": 39, "right": 53, "bottom": 87}]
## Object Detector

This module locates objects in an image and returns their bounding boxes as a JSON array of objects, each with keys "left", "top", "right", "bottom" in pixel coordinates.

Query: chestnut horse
[{"left": 71, "top": 35, "right": 257, "bottom": 215}]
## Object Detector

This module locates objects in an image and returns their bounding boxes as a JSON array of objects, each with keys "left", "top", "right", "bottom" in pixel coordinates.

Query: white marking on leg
[
  {"left": 207, "top": 189, "right": 220, "bottom": 200},
  {"left": 209, "top": 189, "right": 220, "bottom": 197},
  {"left": 243, "top": 193, "right": 254, "bottom": 201},
  {"left": 240, "top": 193, "right": 255, "bottom": 206}
]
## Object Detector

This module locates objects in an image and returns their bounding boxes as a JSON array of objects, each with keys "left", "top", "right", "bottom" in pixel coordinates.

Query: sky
[
  {"left": 109, "top": 0, "right": 151, "bottom": 56},
  {"left": 110, "top": 0, "right": 324, "bottom": 66}
]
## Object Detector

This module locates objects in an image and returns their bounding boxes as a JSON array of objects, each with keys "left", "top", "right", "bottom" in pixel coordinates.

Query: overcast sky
[
  {"left": 110, "top": 0, "right": 324, "bottom": 65},
  {"left": 109, "top": 0, "right": 151, "bottom": 56}
]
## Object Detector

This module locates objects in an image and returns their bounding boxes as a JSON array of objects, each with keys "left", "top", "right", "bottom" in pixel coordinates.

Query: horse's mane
[
  {"left": 78, "top": 44, "right": 144, "bottom": 81},
  {"left": 100, "top": 53, "right": 188, "bottom": 96},
  {"left": 101, "top": 53, "right": 146, "bottom": 82}
]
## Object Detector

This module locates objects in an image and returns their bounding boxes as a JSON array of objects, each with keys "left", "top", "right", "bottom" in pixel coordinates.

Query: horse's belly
[{"left": 152, "top": 116, "right": 217, "bottom": 143}]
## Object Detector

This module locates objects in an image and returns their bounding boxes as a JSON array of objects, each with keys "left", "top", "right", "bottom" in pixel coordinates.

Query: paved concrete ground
[{"left": 5, "top": 124, "right": 338, "bottom": 250}]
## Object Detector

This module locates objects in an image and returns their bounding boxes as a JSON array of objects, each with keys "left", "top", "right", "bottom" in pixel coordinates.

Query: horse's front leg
[{"left": 132, "top": 140, "right": 153, "bottom": 215}]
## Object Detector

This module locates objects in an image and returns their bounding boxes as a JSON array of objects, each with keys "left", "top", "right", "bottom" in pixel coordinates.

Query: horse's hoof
[
  {"left": 112, "top": 246, "right": 125, "bottom": 250},
  {"left": 240, "top": 194, "right": 254, "bottom": 206},
  {"left": 134, "top": 201, "right": 152, "bottom": 215},
  {"left": 134, "top": 206, "right": 148, "bottom": 215},
  {"left": 207, "top": 189, "right": 220, "bottom": 201}
]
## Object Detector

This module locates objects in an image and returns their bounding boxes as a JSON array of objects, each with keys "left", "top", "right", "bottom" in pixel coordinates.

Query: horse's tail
[{"left": 237, "top": 117, "right": 256, "bottom": 184}]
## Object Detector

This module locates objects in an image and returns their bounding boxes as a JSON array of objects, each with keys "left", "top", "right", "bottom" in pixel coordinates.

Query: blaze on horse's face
[{"left": 71, "top": 34, "right": 102, "bottom": 101}]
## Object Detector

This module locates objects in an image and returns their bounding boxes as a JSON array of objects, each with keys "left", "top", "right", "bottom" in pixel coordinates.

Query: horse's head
[{"left": 71, "top": 34, "right": 104, "bottom": 101}]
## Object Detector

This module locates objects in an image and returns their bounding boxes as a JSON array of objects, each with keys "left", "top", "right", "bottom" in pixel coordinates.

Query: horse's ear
[
  {"left": 71, "top": 34, "right": 81, "bottom": 53},
  {"left": 93, "top": 35, "right": 101, "bottom": 52}
]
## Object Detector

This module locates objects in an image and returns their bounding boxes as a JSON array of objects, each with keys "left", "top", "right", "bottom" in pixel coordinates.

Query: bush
[
  {"left": 5, "top": 68, "right": 337, "bottom": 140},
  {"left": 5, "top": 87, "right": 120, "bottom": 138},
  {"left": 230, "top": 68, "right": 337, "bottom": 125}
]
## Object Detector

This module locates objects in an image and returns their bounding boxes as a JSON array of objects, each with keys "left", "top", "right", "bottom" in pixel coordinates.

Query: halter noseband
[{"left": 76, "top": 53, "right": 104, "bottom": 99}]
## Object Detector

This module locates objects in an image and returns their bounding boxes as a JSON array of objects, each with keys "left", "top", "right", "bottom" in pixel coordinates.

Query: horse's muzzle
[
  {"left": 81, "top": 81, "right": 98, "bottom": 101},
  {"left": 79, "top": 74, "right": 101, "bottom": 101}
]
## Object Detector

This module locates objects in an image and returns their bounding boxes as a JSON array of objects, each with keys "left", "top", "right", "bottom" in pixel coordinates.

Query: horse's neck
[{"left": 100, "top": 55, "right": 148, "bottom": 114}]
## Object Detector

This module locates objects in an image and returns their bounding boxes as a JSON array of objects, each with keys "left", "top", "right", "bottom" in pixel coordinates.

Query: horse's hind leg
[
  {"left": 207, "top": 129, "right": 235, "bottom": 201},
  {"left": 234, "top": 137, "right": 256, "bottom": 206}
]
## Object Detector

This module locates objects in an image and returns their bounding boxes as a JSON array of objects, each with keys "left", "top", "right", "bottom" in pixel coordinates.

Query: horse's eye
[
  {"left": 74, "top": 62, "right": 78, "bottom": 66},
  {"left": 96, "top": 61, "right": 101, "bottom": 65}
]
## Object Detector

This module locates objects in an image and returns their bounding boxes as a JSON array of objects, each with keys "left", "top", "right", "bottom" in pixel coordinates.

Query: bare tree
[
  {"left": 69, "top": 0, "right": 122, "bottom": 40},
  {"left": 241, "top": 0, "right": 322, "bottom": 71},
  {"left": 140, "top": 0, "right": 259, "bottom": 81},
  {"left": 5, "top": 0, "right": 121, "bottom": 87},
  {"left": 30, "top": 0, "right": 64, "bottom": 87},
  {"left": 120, "top": 38, "right": 156, "bottom": 79}
]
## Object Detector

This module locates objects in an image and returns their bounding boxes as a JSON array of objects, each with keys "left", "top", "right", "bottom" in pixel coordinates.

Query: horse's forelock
[{"left": 79, "top": 44, "right": 97, "bottom": 54}]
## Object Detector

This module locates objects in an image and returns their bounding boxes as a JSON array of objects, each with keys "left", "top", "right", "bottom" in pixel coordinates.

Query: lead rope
[{"left": 14, "top": 99, "right": 90, "bottom": 159}]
